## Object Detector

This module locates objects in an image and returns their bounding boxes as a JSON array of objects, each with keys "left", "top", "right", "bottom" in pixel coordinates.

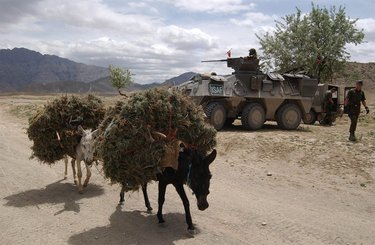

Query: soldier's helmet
[{"left": 249, "top": 48, "right": 257, "bottom": 57}]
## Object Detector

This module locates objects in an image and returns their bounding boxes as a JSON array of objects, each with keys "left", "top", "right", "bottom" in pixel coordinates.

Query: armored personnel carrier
[{"left": 178, "top": 56, "right": 319, "bottom": 130}]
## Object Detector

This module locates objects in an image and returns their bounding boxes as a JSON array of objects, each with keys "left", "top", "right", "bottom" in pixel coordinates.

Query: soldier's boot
[{"left": 349, "top": 132, "right": 356, "bottom": 142}]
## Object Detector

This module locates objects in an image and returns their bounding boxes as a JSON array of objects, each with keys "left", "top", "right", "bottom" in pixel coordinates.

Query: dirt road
[{"left": 0, "top": 96, "right": 374, "bottom": 245}]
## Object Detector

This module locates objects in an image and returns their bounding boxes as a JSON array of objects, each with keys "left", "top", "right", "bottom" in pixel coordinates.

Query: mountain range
[
  {"left": 1, "top": 47, "right": 374, "bottom": 94},
  {"left": 0, "top": 48, "right": 195, "bottom": 93}
]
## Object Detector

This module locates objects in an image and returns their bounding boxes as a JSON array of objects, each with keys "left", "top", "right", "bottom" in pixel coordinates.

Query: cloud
[
  {"left": 356, "top": 18, "right": 375, "bottom": 42},
  {"left": 8, "top": 35, "right": 218, "bottom": 84},
  {"left": 0, "top": 0, "right": 42, "bottom": 25},
  {"left": 39, "top": 0, "right": 158, "bottom": 34},
  {"left": 0, "top": 0, "right": 159, "bottom": 34},
  {"left": 158, "top": 25, "right": 218, "bottom": 50},
  {"left": 0, "top": 0, "right": 224, "bottom": 83},
  {"left": 128, "top": 1, "right": 159, "bottom": 13},
  {"left": 348, "top": 18, "right": 375, "bottom": 62},
  {"left": 0, "top": 0, "right": 47, "bottom": 31},
  {"left": 1, "top": 0, "right": 375, "bottom": 85},
  {"left": 161, "top": 0, "right": 255, "bottom": 13},
  {"left": 230, "top": 12, "right": 277, "bottom": 33},
  {"left": 348, "top": 41, "right": 375, "bottom": 62}
]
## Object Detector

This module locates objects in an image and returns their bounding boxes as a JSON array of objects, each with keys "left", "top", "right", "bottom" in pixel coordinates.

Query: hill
[
  {"left": 22, "top": 71, "right": 196, "bottom": 94},
  {"left": 0, "top": 48, "right": 109, "bottom": 92},
  {"left": 2, "top": 47, "right": 372, "bottom": 94},
  {"left": 0, "top": 48, "right": 196, "bottom": 93},
  {"left": 334, "top": 62, "right": 375, "bottom": 92}
]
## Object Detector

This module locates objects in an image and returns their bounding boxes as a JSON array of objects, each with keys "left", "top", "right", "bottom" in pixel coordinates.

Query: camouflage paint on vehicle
[{"left": 178, "top": 56, "right": 319, "bottom": 130}]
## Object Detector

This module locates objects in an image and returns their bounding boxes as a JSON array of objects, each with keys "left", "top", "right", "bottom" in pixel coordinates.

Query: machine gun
[
  {"left": 201, "top": 59, "right": 228, "bottom": 63},
  {"left": 201, "top": 57, "right": 260, "bottom": 74}
]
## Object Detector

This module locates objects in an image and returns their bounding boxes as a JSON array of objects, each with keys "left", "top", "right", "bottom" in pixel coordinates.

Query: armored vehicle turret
[{"left": 178, "top": 56, "right": 319, "bottom": 130}]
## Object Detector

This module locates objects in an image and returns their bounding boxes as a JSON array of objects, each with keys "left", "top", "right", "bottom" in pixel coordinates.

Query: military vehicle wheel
[
  {"left": 276, "top": 103, "right": 301, "bottom": 130},
  {"left": 241, "top": 103, "right": 265, "bottom": 130},
  {"left": 225, "top": 118, "right": 236, "bottom": 126},
  {"left": 204, "top": 102, "right": 227, "bottom": 130},
  {"left": 303, "top": 110, "right": 316, "bottom": 125}
]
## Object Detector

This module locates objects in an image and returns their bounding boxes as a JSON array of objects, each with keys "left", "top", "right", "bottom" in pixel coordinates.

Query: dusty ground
[{"left": 0, "top": 95, "right": 374, "bottom": 245}]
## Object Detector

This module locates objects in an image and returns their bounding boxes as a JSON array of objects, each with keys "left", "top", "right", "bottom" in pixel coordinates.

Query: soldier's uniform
[
  {"left": 322, "top": 90, "right": 336, "bottom": 125},
  {"left": 347, "top": 88, "right": 366, "bottom": 136},
  {"left": 247, "top": 48, "right": 257, "bottom": 60}
]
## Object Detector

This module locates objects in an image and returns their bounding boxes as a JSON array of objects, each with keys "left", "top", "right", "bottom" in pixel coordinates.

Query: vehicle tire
[
  {"left": 204, "top": 102, "right": 227, "bottom": 130},
  {"left": 303, "top": 109, "right": 316, "bottom": 125},
  {"left": 241, "top": 103, "right": 266, "bottom": 130},
  {"left": 276, "top": 103, "right": 302, "bottom": 130},
  {"left": 225, "top": 117, "right": 236, "bottom": 126}
]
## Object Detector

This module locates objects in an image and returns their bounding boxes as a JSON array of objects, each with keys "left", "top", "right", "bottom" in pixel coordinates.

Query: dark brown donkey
[{"left": 119, "top": 149, "right": 217, "bottom": 233}]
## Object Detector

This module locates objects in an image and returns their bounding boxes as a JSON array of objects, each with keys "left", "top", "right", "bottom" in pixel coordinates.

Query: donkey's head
[
  {"left": 78, "top": 125, "right": 100, "bottom": 165},
  {"left": 187, "top": 149, "right": 217, "bottom": 211}
]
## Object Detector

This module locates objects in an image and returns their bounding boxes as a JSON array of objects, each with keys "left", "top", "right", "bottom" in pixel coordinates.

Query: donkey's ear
[
  {"left": 77, "top": 125, "right": 86, "bottom": 136},
  {"left": 205, "top": 149, "right": 217, "bottom": 165}
]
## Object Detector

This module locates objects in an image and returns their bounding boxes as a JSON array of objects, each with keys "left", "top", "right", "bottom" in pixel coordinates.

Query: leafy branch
[{"left": 257, "top": 3, "right": 365, "bottom": 83}]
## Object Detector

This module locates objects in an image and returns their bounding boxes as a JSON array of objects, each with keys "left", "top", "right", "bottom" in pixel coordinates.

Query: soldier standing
[
  {"left": 344, "top": 80, "right": 369, "bottom": 141},
  {"left": 322, "top": 87, "right": 337, "bottom": 126}
]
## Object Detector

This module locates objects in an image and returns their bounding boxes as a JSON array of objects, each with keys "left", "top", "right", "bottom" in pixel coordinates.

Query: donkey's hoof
[
  {"left": 83, "top": 183, "right": 88, "bottom": 188},
  {"left": 78, "top": 189, "right": 83, "bottom": 194},
  {"left": 158, "top": 222, "right": 166, "bottom": 228},
  {"left": 64, "top": 176, "right": 68, "bottom": 180},
  {"left": 118, "top": 201, "right": 124, "bottom": 206},
  {"left": 187, "top": 228, "right": 196, "bottom": 236},
  {"left": 158, "top": 217, "right": 165, "bottom": 225},
  {"left": 147, "top": 207, "right": 153, "bottom": 212},
  {"left": 74, "top": 180, "right": 78, "bottom": 185}
]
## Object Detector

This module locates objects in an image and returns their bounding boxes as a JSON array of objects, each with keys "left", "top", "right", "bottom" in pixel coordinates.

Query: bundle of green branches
[
  {"left": 27, "top": 94, "right": 106, "bottom": 164},
  {"left": 98, "top": 100, "right": 125, "bottom": 133},
  {"left": 98, "top": 88, "right": 216, "bottom": 191}
]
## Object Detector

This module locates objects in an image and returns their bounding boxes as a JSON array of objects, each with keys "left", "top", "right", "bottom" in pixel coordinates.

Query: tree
[
  {"left": 257, "top": 4, "right": 365, "bottom": 82},
  {"left": 109, "top": 65, "right": 133, "bottom": 96}
]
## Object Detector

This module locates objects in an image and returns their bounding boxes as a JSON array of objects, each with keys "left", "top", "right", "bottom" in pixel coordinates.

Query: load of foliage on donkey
[
  {"left": 27, "top": 94, "right": 106, "bottom": 164},
  {"left": 97, "top": 88, "right": 217, "bottom": 192}
]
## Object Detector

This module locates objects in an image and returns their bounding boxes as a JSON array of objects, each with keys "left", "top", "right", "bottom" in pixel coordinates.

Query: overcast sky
[{"left": 1, "top": 0, "right": 374, "bottom": 83}]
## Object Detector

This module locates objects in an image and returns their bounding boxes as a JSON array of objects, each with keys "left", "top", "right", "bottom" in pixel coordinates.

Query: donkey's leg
[
  {"left": 157, "top": 181, "right": 167, "bottom": 224},
  {"left": 173, "top": 182, "right": 194, "bottom": 231},
  {"left": 76, "top": 158, "right": 84, "bottom": 194},
  {"left": 64, "top": 156, "right": 68, "bottom": 180},
  {"left": 119, "top": 185, "right": 125, "bottom": 205},
  {"left": 71, "top": 159, "right": 77, "bottom": 185},
  {"left": 142, "top": 183, "right": 152, "bottom": 211},
  {"left": 83, "top": 163, "right": 91, "bottom": 188}
]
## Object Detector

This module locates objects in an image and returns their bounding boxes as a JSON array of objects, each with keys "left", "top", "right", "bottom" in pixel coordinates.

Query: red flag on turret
[{"left": 226, "top": 49, "right": 232, "bottom": 58}]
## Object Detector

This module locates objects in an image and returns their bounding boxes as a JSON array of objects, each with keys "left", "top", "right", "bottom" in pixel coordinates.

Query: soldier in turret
[
  {"left": 246, "top": 48, "right": 257, "bottom": 60},
  {"left": 344, "top": 80, "right": 369, "bottom": 141}
]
